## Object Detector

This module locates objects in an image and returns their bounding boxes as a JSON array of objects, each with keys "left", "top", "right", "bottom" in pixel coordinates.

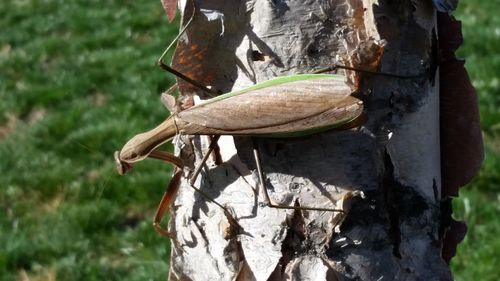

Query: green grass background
[{"left": 0, "top": 0, "right": 498, "bottom": 280}]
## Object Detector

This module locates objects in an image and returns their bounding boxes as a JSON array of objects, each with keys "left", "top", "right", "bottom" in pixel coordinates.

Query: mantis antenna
[{"left": 314, "top": 64, "right": 425, "bottom": 79}]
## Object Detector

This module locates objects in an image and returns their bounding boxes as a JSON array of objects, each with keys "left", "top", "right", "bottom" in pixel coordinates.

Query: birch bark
[{"left": 164, "top": 1, "right": 470, "bottom": 280}]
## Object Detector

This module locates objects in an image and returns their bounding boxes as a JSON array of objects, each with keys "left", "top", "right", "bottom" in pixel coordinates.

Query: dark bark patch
[
  {"left": 325, "top": 191, "right": 381, "bottom": 258},
  {"left": 250, "top": 50, "right": 266, "bottom": 62}
]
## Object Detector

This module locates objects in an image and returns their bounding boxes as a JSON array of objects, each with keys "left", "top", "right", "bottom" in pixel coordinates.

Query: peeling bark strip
[
  {"left": 437, "top": 12, "right": 483, "bottom": 198},
  {"left": 164, "top": 1, "right": 476, "bottom": 280},
  {"left": 437, "top": 11, "right": 483, "bottom": 264}
]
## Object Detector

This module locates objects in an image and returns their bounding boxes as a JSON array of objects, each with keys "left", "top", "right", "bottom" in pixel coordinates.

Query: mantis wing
[{"left": 177, "top": 75, "right": 362, "bottom": 136}]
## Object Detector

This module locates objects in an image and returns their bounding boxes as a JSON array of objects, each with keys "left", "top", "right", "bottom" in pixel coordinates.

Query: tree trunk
[{"left": 165, "top": 0, "right": 480, "bottom": 280}]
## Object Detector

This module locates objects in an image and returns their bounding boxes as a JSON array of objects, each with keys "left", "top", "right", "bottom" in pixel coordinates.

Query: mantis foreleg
[
  {"left": 189, "top": 135, "right": 221, "bottom": 186},
  {"left": 153, "top": 167, "right": 183, "bottom": 237},
  {"left": 147, "top": 135, "right": 243, "bottom": 237}
]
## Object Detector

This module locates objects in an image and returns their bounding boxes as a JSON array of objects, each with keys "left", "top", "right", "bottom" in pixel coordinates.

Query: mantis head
[{"left": 114, "top": 151, "right": 133, "bottom": 175}]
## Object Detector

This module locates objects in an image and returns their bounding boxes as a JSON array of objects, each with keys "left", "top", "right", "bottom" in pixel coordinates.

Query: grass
[
  {"left": 0, "top": 1, "right": 177, "bottom": 280},
  {"left": 0, "top": 0, "right": 498, "bottom": 280}
]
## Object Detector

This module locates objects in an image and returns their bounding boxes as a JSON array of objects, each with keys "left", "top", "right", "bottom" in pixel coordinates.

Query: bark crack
[
  {"left": 382, "top": 150, "right": 402, "bottom": 259},
  {"left": 278, "top": 206, "right": 307, "bottom": 275}
]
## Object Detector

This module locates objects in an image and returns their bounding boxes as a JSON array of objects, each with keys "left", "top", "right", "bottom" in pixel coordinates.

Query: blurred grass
[
  {"left": 0, "top": 1, "right": 177, "bottom": 280},
  {"left": 0, "top": 0, "right": 498, "bottom": 280}
]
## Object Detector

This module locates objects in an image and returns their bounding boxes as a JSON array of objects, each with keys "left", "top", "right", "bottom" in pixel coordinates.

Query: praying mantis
[
  {"left": 115, "top": 73, "right": 363, "bottom": 236},
  {"left": 112, "top": 4, "right": 370, "bottom": 236},
  {"left": 114, "top": 2, "right": 421, "bottom": 237}
]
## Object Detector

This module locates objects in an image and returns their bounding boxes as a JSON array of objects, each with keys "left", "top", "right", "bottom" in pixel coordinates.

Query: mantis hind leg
[{"left": 252, "top": 139, "right": 345, "bottom": 214}]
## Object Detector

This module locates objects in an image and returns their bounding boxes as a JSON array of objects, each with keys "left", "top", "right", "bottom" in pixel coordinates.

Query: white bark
[{"left": 167, "top": 0, "right": 452, "bottom": 280}]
